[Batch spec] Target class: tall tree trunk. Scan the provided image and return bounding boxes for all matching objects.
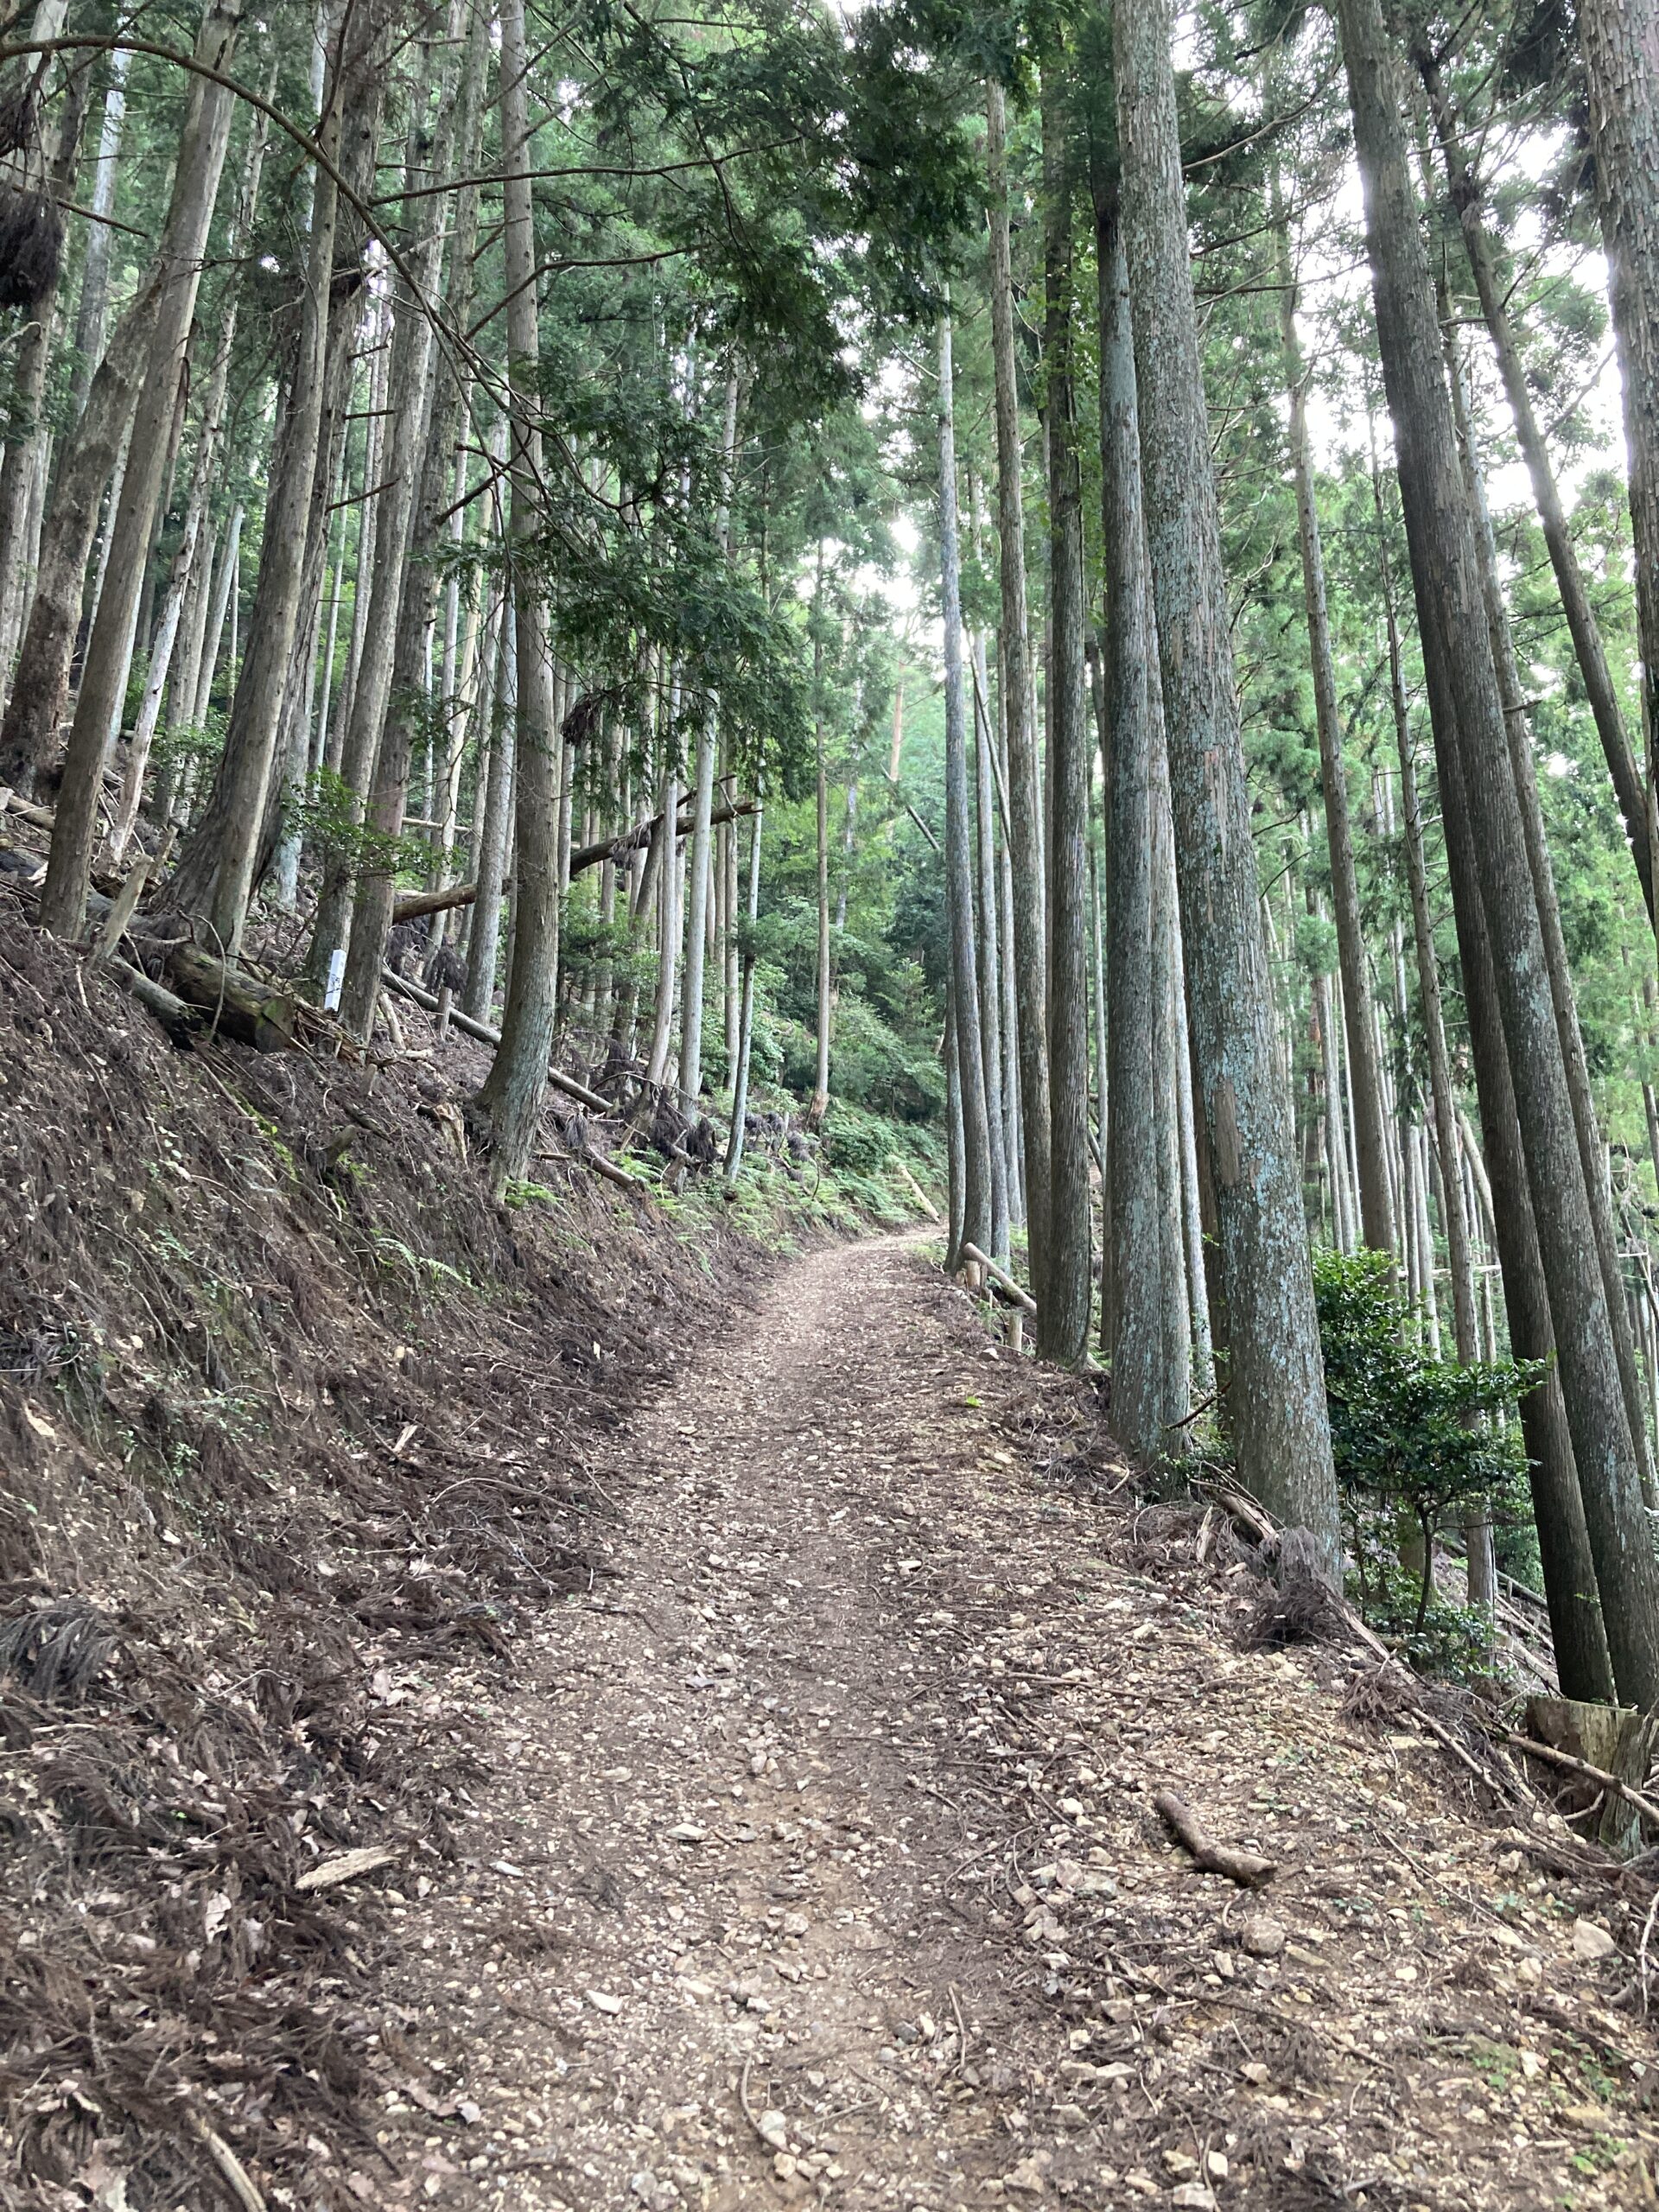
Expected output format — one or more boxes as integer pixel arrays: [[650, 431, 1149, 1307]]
[[1415, 44, 1652, 920], [340, 0, 486, 1039], [307, 55, 446, 997], [1151, 704, 1193, 1424], [1446, 334, 1659, 1513], [108, 107, 271, 866], [68, 44, 131, 423], [0, 268, 162, 798], [996, 683, 1023, 1226], [723, 800, 764, 1184], [986, 76, 1052, 1309], [1377, 482, 1491, 1600], [473, 0, 561, 1179], [1115, 0, 1341, 1568], [680, 369, 739, 1112], [1375, 456, 1478, 1363], [644, 676, 682, 1091], [42, 0, 244, 938], [1275, 204, 1395, 1253], [0, 9, 86, 677], [167, 1, 368, 953], [938, 304, 994, 1270], [971, 635, 1011, 1259], [1041, 68, 1093, 1366], [194, 500, 242, 728], [463, 602, 516, 1021], [1336, 0, 1659, 1702], [809, 651, 831, 1125], [1435, 640, 1618, 1699], [1578, 0, 1659, 899], [1099, 198, 1178, 1454]]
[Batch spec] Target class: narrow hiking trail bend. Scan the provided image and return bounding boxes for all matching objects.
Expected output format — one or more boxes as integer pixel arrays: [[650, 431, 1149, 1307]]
[[372, 1236, 1658, 2212]]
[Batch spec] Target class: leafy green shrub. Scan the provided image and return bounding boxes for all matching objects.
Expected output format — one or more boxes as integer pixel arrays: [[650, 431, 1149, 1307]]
[[820, 1100, 893, 1175], [1313, 1248, 1544, 1646]]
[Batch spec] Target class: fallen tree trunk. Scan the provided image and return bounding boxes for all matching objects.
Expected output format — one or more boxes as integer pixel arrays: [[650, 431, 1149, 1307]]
[[1, 787, 56, 832], [537, 1143, 646, 1193], [960, 1241, 1037, 1314], [79, 885, 307, 1052], [380, 967, 612, 1114], [893, 1156, 940, 1223], [105, 957, 202, 1049], [391, 797, 759, 926]]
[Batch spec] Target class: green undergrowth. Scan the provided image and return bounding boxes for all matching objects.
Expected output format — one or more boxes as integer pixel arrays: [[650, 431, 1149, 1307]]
[[509, 1088, 947, 1255]]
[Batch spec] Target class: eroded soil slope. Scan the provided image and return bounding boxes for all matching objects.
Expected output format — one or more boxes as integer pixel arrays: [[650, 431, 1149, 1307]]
[[373, 1237, 1659, 2212], [0, 912, 758, 2210]]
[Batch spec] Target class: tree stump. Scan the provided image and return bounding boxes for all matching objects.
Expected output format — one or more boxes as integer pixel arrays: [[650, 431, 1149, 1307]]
[[1525, 1696, 1659, 1855]]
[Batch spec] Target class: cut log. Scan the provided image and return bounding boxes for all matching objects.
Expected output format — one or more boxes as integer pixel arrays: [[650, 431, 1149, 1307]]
[[537, 1144, 646, 1193], [960, 1241, 1037, 1314], [388, 878, 495, 927], [162, 941, 300, 1052], [105, 956, 201, 1048], [81, 886, 306, 1052], [380, 967, 612, 1113], [390, 798, 759, 925], [1, 786, 56, 832]]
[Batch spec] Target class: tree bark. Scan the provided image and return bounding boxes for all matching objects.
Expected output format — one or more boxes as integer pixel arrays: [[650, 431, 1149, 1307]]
[[0, 268, 162, 798], [1433, 641, 1618, 1699], [1099, 198, 1180, 1454], [473, 0, 561, 1181], [1578, 0, 1659, 903], [42, 0, 244, 938], [680, 368, 739, 1111], [1336, 0, 1659, 1702], [938, 304, 994, 1269], [108, 108, 271, 867], [723, 800, 764, 1185], [809, 624, 831, 1125], [340, 1, 486, 1040], [1115, 0, 1340, 1569], [68, 43, 130, 423], [0, 6, 85, 676], [307, 50, 445, 999], [985, 76, 1052, 1313], [1446, 334, 1659, 1513], [1414, 44, 1652, 921], [1275, 205, 1395, 1254], [463, 601, 516, 1021], [1041, 67, 1093, 1367], [167, 9, 371, 951]]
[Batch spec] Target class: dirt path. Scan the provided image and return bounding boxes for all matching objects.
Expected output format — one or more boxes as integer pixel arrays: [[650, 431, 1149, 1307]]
[[375, 1235, 1657, 2211]]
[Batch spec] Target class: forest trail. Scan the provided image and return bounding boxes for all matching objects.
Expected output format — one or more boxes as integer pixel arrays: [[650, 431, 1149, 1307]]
[[377, 1236, 1656, 2212]]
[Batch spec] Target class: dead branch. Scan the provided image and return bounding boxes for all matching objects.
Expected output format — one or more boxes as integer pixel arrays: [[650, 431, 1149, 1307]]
[[380, 966, 610, 1113], [537, 1143, 646, 1194], [1501, 1730, 1659, 1830], [187, 2113, 266, 2212], [391, 798, 759, 925], [105, 954, 201, 1047], [1154, 1789, 1277, 1887], [959, 1242, 1036, 1314], [294, 1844, 402, 1894]]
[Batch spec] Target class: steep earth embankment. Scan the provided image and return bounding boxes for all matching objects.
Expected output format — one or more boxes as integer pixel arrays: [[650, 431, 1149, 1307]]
[[0, 911, 766, 2209]]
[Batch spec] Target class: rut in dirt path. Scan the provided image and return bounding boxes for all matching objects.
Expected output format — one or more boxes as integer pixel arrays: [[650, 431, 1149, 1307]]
[[381, 1234, 1657, 2212]]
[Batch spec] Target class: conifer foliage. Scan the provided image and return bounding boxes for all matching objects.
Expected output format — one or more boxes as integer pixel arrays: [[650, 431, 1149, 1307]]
[[4, 0, 1659, 1686]]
